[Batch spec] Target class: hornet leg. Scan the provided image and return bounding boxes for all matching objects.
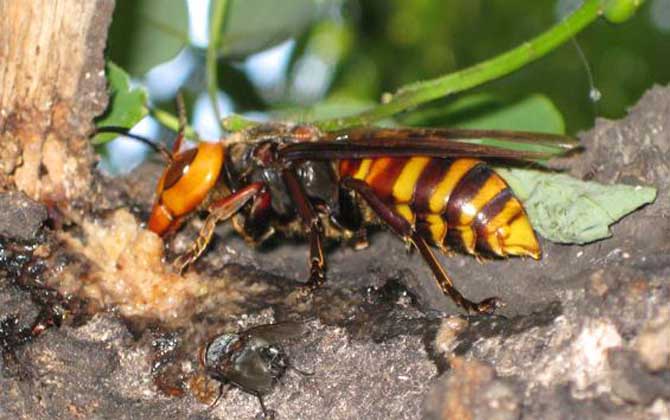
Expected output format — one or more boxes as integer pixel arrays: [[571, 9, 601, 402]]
[[341, 177, 501, 314], [282, 168, 326, 288], [174, 182, 265, 273]]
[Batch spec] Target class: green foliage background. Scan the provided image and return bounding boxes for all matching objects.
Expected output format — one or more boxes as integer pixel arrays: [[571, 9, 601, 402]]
[[329, 0, 667, 133], [99, 0, 662, 244], [105, 0, 670, 133]]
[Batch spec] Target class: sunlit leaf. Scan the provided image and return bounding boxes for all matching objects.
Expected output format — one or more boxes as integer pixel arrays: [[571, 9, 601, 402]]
[[93, 62, 148, 144], [454, 94, 565, 134], [107, 0, 189, 75], [402, 94, 569, 155], [216, 0, 330, 57], [454, 94, 567, 155], [283, 96, 398, 126], [496, 168, 656, 244]]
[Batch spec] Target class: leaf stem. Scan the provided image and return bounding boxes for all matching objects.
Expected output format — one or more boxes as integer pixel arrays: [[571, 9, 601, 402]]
[[207, 0, 230, 130], [221, 114, 259, 132], [149, 107, 198, 140], [315, 0, 605, 131]]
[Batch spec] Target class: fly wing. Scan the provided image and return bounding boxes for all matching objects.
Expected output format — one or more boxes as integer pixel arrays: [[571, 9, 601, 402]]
[[224, 359, 276, 396], [279, 127, 578, 161], [244, 321, 306, 344]]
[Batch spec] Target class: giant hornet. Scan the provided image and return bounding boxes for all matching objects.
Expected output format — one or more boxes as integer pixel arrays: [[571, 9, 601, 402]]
[[114, 120, 575, 314]]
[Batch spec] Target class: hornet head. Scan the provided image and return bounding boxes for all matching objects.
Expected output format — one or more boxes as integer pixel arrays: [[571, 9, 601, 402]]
[[148, 142, 225, 235]]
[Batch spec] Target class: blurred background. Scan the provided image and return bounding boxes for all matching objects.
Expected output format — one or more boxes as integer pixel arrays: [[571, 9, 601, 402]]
[[100, 0, 670, 173]]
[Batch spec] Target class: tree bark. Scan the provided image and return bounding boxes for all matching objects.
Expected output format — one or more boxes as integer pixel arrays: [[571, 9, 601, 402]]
[[0, 0, 114, 203]]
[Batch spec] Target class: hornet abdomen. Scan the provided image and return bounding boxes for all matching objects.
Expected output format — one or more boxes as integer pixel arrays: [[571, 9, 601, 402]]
[[338, 157, 540, 259]]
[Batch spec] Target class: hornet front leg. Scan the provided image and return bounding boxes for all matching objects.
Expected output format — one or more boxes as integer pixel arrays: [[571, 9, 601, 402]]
[[174, 182, 265, 273]]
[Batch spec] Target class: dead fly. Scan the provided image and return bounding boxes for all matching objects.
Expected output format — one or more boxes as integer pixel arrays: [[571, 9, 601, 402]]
[[200, 322, 310, 418]]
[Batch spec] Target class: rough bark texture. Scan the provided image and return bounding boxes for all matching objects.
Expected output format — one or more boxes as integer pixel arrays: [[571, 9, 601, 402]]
[[0, 0, 113, 202], [0, 85, 669, 420], [0, 3, 668, 417]]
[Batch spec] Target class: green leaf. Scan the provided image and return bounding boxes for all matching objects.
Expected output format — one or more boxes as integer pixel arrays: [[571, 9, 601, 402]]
[[93, 62, 149, 144], [453, 94, 564, 134], [293, 97, 380, 122], [403, 94, 569, 155], [454, 94, 567, 156], [495, 167, 657, 244], [217, 0, 327, 57], [107, 0, 189, 75], [281, 96, 397, 126], [401, 94, 565, 134]]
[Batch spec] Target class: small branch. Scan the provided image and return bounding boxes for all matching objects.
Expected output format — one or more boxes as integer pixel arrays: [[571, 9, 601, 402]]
[[315, 0, 604, 131]]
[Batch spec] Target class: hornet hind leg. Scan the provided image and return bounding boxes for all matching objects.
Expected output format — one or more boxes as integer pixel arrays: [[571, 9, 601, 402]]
[[282, 168, 327, 288], [341, 177, 502, 314]]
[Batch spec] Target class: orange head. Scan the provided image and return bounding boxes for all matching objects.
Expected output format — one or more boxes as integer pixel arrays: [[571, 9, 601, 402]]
[[148, 142, 225, 236]]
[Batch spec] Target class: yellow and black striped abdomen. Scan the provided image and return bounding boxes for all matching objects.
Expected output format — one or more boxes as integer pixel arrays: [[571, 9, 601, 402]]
[[338, 157, 541, 259]]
